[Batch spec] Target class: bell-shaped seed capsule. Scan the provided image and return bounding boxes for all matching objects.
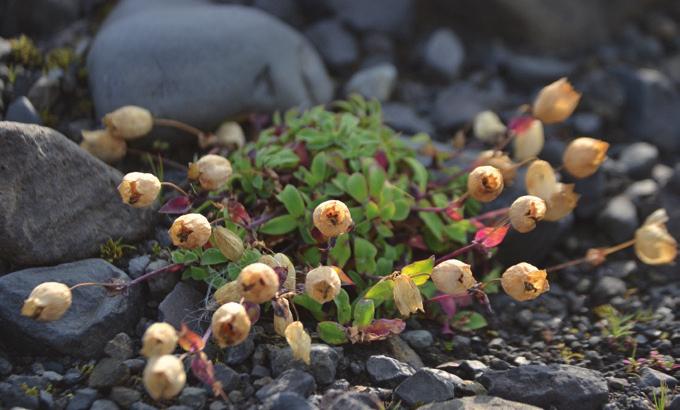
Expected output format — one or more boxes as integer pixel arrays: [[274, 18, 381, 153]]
[[21, 282, 72, 321], [543, 183, 579, 222], [525, 159, 558, 200], [188, 154, 232, 191], [393, 274, 424, 317], [304, 266, 341, 304], [509, 195, 547, 233], [212, 227, 245, 262], [313, 200, 353, 238], [430, 259, 477, 296], [80, 129, 127, 164], [473, 111, 506, 144], [513, 118, 544, 162], [634, 209, 678, 265], [285, 321, 311, 365], [213, 281, 241, 306], [140, 322, 178, 358], [562, 137, 609, 178], [260, 253, 296, 292], [476, 150, 517, 185], [118, 172, 161, 208], [103, 105, 153, 140], [272, 298, 294, 337], [143, 355, 186, 401], [215, 121, 246, 149], [501, 262, 550, 302], [168, 213, 212, 249], [211, 302, 252, 348], [467, 165, 504, 202], [237, 263, 279, 304], [532, 77, 582, 124]]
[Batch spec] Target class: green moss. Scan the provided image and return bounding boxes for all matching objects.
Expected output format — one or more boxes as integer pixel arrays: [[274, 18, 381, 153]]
[[10, 35, 42, 67], [45, 47, 76, 70]]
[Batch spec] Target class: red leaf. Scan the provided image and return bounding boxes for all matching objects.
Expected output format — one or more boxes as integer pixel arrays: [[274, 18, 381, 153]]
[[178, 323, 205, 353], [243, 301, 261, 324], [226, 200, 252, 225], [474, 225, 509, 248], [159, 196, 192, 214], [293, 142, 310, 168], [508, 115, 534, 134], [191, 352, 216, 387], [374, 150, 388, 170], [445, 203, 463, 221], [364, 319, 406, 339], [408, 235, 428, 251]]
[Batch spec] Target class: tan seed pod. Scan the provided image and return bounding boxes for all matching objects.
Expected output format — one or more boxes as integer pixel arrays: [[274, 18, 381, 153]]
[[285, 321, 311, 365], [532, 77, 582, 124], [212, 227, 244, 262], [473, 111, 506, 144], [80, 129, 127, 164], [237, 263, 279, 304], [21, 282, 72, 321], [543, 183, 579, 222], [393, 274, 424, 317], [273, 298, 294, 337], [513, 118, 544, 162], [211, 302, 251, 348], [430, 259, 476, 296], [118, 172, 161, 208], [141, 322, 178, 358], [213, 281, 241, 305], [501, 262, 550, 302], [509, 195, 547, 233], [476, 150, 517, 185], [169, 213, 212, 249], [215, 121, 246, 149], [467, 165, 504, 202], [189, 154, 232, 191], [259, 253, 296, 291], [525, 159, 558, 200], [103, 105, 154, 140], [313, 200, 353, 237], [304, 266, 341, 304], [143, 355, 186, 401], [634, 209, 678, 265], [562, 137, 609, 178]]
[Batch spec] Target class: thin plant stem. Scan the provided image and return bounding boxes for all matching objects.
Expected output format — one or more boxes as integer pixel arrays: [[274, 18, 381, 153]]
[[154, 118, 205, 138], [436, 241, 479, 264], [127, 148, 188, 171], [470, 207, 509, 222], [128, 263, 184, 287], [546, 238, 636, 273], [161, 182, 190, 197]]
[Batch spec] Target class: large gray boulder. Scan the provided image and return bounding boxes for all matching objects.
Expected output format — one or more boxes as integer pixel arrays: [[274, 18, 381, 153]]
[[0, 122, 154, 267]]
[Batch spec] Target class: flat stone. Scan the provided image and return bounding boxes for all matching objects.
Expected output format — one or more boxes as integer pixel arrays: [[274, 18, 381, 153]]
[[305, 19, 358, 68], [109, 386, 141, 408], [66, 388, 98, 410], [401, 330, 434, 349], [158, 282, 205, 331], [260, 392, 314, 410], [255, 369, 316, 400], [345, 63, 397, 101], [418, 395, 541, 409], [366, 355, 415, 388], [105, 333, 134, 360], [640, 367, 678, 389], [423, 28, 464, 80], [394, 368, 464, 407], [5, 96, 42, 125], [270, 344, 341, 385], [88, 358, 130, 388]]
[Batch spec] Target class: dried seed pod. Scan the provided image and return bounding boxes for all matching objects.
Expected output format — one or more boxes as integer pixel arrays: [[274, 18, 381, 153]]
[[525, 160, 557, 199], [272, 298, 294, 337], [21, 282, 72, 321], [532, 77, 581, 124], [313, 200, 353, 238], [476, 150, 517, 185], [285, 321, 311, 365], [211, 302, 252, 348], [215, 121, 246, 149], [430, 259, 476, 295], [188, 154, 232, 191], [393, 274, 424, 317], [212, 227, 244, 262], [237, 263, 279, 304], [513, 118, 544, 161], [304, 266, 341, 304], [509, 195, 547, 233], [634, 209, 678, 265], [543, 183, 579, 222], [143, 355, 186, 401], [259, 253, 296, 291], [562, 137, 609, 178], [168, 213, 212, 249], [473, 111, 506, 144], [213, 281, 241, 305], [118, 172, 161, 208], [103, 105, 154, 140], [501, 262, 549, 302], [80, 129, 127, 163], [141, 322, 178, 358], [467, 165, 504, 202]]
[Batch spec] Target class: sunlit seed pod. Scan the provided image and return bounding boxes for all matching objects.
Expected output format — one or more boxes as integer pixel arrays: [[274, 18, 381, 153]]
[[213, 281, 241, 306], [313, 200, 353, 238], [430, 259, 476, 296], [168, 213, 212, 249], [211, 302, 252, 348], [259, 253, 296, 292], [509, 195, 547, 233], [285, 321, 311, 365], [140, 322, 178, 358], [562, 137, 609, 178], [304, 266, 341, 304], [142, 355, 186, 401], [272, 298, 294, 337], [500, 262, 550, 302], [476, 150, 517, 185], [80, 129, 127, 164], [473, 111, 507, 144], [118, 172, 161, 208], [21, 282, 72, 321], [467, 165, 504, 202], [212, 227, 244, 262], [216, 121, 246, 149], [543, 183, 579, 222], [393, 274, 424, 317], [634, 209, 678, 265], [525, 159, 558, 200], [513, 118, 544, 162], [103, 105, 154, 140], [237, 263, 279, 304], [189, 154, 232, 191], [532, 77, 582, 124]]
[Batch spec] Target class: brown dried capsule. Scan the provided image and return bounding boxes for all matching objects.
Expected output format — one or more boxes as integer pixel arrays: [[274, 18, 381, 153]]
[[272, 298, 294, 337], [141, 322, 178, 358], [305, 266, 341, 304], [562, 137, 609, 178], [313, 200, 353, 238], [501, 262, 550, 302], [285, 321, 311, 365], [21, 282, 72, 321], [532, 78, 581, 124], [543, 183, 579, 222], [213, 281, 241, 306], [237, 263, 279, 304], [634, 209, 678, 265], [476, 150, 517, 185], [212, 227, 244, 262], [509, 195, 547, 233], [103, 105, 154, 140], [513, 118, 544, 161], [118, 172, 161, 208], [430, 259, 476, 296], [473, 111, 506, 144], [393, 274, 424, 317], [467, 165, 504, 202], [143, 355, 186, 401], [188, 154, 232, 191], [259, 253, 296, 292], [525, 160, 579, 221], [169, 213, 212, 249], [215, 121, 246, 149], [80, 129, 126, 164], [211, 302, 251, 348]]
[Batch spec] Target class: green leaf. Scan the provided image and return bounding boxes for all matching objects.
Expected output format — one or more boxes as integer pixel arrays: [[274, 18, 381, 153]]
[[183, 266, 209, 281], [347, 270, 367, 291], [365, 201, 380, 220], [334, 289, 352, 325], [354, 237, 378, 274], [368, 166, 386, 199], [310, 152, 328, 185], [302, 247, 322, 266], [200, 248, 229, 265], [353, 299, 375, 327], [452, 311, 488, 331], [404, 157, 428, 192], [346, 173, 368, 203], [392, 199, 411, 221], [171, 250, 198, 265], [329, 234, 351, 267], [364, 280, 394, 306], [418, 210, 445, 241], [380, 202, 396, 220], [259, 214, 298, 235], [401, 256, 435, 286], [294, 294, 326, 321], [317, 322, 349, 345], [375, 257, 394, 276], [277, 185, 305, 218], [444, 221, 470, 243], [375, 224, 393, 238]]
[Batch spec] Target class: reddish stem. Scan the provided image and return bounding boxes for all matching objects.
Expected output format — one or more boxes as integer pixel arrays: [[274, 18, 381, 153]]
[[435, 241, 480, 264]]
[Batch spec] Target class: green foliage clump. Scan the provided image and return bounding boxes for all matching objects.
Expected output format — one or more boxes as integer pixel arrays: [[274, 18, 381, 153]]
[[10, 35, 42, 67]]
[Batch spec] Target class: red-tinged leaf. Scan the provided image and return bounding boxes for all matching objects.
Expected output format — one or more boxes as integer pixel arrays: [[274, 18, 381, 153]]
[[332, 266, 354, 285], [227, 200, 252, 225], [310, 226, 326, 243], [178, 323, 205, 352], [243, 302, 261, 324], [445, 203, 463, 221], [508, 115, 534, 134], [191, 352, 227, 399], [374, 150, 388, 170], [471, 219, 485, 230], [347, 319, 405, 343], [159, 196, 192, 214], [474, 225, 509, 248], [408, 235, 428, 251], [292, 141, 310, 168]]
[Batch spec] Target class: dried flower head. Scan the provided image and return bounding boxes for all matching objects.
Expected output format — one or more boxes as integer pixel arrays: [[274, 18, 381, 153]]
[[313, 200, 353, 237], [477, 150, 517, 185], [501, 262, 549, 302], [103, 105, 154, 140], [543, 183, 579, 221], [118, 172, 161, 208], [80, 129, 126, 164], [259, 253, 296, 291], [215, 121, 246, 149], [305, 266, 341, 304], [562, 137, 609, 178], [525, 160, 579, 221], [143, 355, 186, 401], [285, 321, 311, 365], [272, 298, 294, 337], [509, 195, 547, 233], [188, 154, 232, 191], [21, 282, 72, 321], [212, 227, 244, 262], [393, 274, 424, 317], [467, 165, 504, 202], [141, 322, 178, 358], [473, 111, 506, 144], [532, 78, 581, 124], [169, 213, 212, 249], [513, 118, 544, 161], [634, 209, 678, 265], [211, 302, 251, 348], [430, 259, 476, 295], [237, 263, 279, 304]]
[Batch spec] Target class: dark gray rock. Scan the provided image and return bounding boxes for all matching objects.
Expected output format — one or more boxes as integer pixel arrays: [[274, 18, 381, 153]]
[[591, 276, 627, 304], [423, 28, 464, 80], [324, 0, 414, 35], [271, 344, 340, 385], [127, 255, 151, 279], [224, 332, 255, 365], [574, 171, 606, 219], [670, 394, 680, 410], [91, 399, 120, 410], [432, 81, 505, 130], [253, 0, 302, 26], [572, 112, 602, 135], [639, 367, 678, 389], [0, 259, 142, 357], [624, 179, 662, 218], [394, 368, 464, 407], [131, 403, 159, 410], [0, 0, 81, 37], [619, 142, 659, 180], [27, 68, 63, 112], [498, 216, 573, 266], [89, 358, 130, 388], [503, 54, 574, 86], [146, 259, 179, 296], [109, 386, 141, 408], [5, 96, 42, 124], [382, 103, 434, 136], [418, 395, 541, 409], [0, 122, 154, 266], [158, 281, 204, 331], [0, 381, 40, 409], [402, 330, 433, 349], [458, 360, 489, 380], [67, 388, 98, 410], [255, 369, 316, 400], [260, 392, 314, 410], [305, 19, 358, 69], [214, 363, 240, 391], [366, 355, 415, 388], [178, 387, 207, 409], [105, 333, 134, 360], [480, 364, 608, 410], [345, 63, 397, 101], [325, 391, 382, 409], [0, 355, 12, 376], [597, 195, 638, 243]]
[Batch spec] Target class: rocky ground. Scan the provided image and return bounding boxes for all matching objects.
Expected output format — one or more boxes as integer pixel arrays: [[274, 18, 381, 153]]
[[1, 0, 680, 409]]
